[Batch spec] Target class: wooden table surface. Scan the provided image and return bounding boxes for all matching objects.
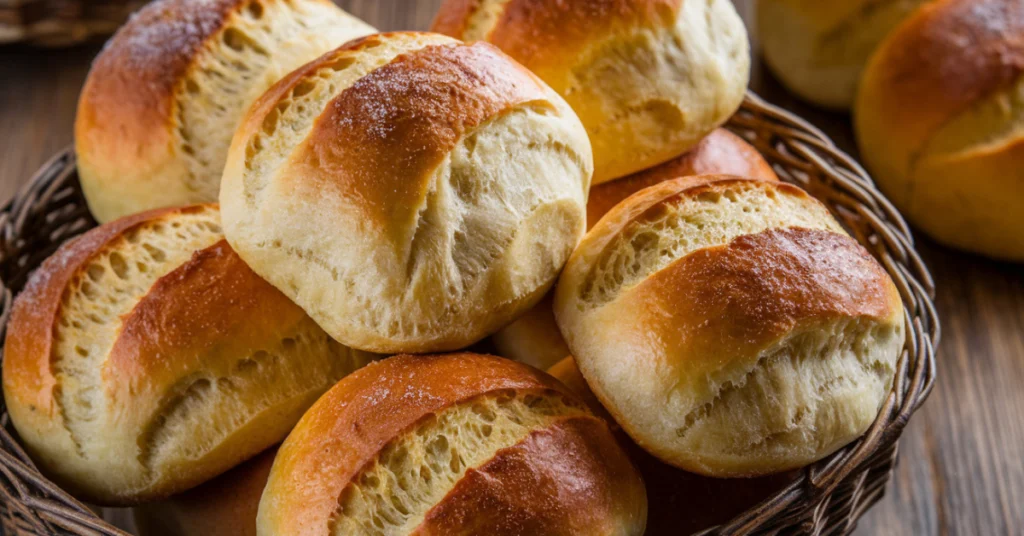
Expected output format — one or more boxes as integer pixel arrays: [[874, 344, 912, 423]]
[[1, 1, 1022, 535]]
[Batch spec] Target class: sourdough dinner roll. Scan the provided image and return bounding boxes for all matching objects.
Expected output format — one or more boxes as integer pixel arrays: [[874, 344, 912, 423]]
[[134, 447, 278, 536], [221, 32, 592, 354], [855, 0, 1024, 261], [75, 0, 375, 223], [432, 0, 750, 184], [2, 205, 374, 505], [554, 176, 906, 476], [758, 0, 930, 110], [493, 130, 777, 370], [258, 353, 647, 536]]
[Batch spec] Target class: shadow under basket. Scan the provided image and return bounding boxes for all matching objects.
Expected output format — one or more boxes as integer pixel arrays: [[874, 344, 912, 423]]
[[0, 92, 939, 536]]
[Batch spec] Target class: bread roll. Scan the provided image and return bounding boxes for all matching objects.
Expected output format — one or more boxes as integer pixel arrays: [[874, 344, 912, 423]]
[[134, 447, 277, 536], [547, 356, 615, 426], [2, 205, 374, 505], [554, 175, 906, 476], [758, 0, 929, 110], [75, 0, 375, 223], [492, 129, 777, 370], [855, 0, 1024, 261], [546, 357, 796, 534], [220, 32, 592, 354], [432, 0, 750, 184], [258, 353, 647, 535]]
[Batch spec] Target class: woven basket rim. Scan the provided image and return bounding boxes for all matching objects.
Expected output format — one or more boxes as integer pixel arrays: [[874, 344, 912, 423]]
[[0, 91, 939, 536]]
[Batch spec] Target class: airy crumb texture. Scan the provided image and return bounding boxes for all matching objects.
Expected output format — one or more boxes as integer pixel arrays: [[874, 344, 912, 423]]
[[555, 176, 906, 476], [2, 205, 374, 505], [258, 353, 647, 536], [433, 0, 750, 183], [75, 0, 375, 222], [221, 33, 592, 354]]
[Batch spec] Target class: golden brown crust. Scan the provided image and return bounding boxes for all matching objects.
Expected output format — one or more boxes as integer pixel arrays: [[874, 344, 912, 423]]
[[3, 206, 200, 422], [134, 446, 277, 536], [74, 0, 243, 177], [263, 353, 574, 534], [627, 227, 899, 374], [292, 40, 550, 233], [586, 130, 778, 228], [861, 0, 1024, 147], [105, 240, 307, 406], [432, 0, 682, 77], [413, 416, 646, 535], [430, 0, 479, 38]]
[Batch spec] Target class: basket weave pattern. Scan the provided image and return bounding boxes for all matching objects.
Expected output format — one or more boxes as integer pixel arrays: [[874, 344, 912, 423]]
[[0, 93, 939, 535]]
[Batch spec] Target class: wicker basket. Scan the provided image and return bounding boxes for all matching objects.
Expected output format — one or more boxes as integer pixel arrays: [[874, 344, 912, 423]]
[[0, 92, 939, 535], [0, 0, 142, 47]]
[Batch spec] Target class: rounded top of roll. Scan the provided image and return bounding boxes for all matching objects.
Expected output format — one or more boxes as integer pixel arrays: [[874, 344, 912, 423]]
[[259, 353, 647, 535], [78, 0, 254, 151], [75, 0, 375, 222], [855, 0, 1024, 259], [555, 175, 905, 476], [233, 32, 562, 227], [432, 0, 750, 183], [434, 0, 683, 80], [221, 31, 592, 354], [3, 204, 372, 504], [858, 0, 1024, 161]]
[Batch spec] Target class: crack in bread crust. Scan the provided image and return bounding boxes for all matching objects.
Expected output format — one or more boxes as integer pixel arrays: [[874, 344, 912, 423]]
[[576, 180, 842, 310], [52, 207, 223, 459], [329, 390, 589, 535]]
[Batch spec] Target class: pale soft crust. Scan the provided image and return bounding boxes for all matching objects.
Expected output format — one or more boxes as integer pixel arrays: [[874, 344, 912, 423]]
[[855, 0, 1024, 260], [492, 129, 776, 370], [432, 0, 749, 183], [546, 357, 801, 533], [221, 32, 592, 354], [758, 0, 931, 110], [490, 293, 570, 371], [257, 353, 646, 536], [75, 0, 374, 223], [554, 176, 905, 476], [1, 205, 373, 505], [133, 446, 278, 536]]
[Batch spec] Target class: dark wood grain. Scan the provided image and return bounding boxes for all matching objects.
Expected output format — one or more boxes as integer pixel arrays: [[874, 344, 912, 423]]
[[1, 1, 1022, 535]]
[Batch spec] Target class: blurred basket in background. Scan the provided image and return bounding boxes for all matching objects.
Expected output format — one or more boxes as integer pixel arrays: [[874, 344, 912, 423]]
[[0, 0, 142, 46]]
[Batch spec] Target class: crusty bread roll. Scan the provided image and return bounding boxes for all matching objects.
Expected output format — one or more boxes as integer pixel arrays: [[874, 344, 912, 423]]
[[758, 0, 929, 110], [554, 175, 906, 476], [432, 0, 750, 184], [258, 353, 647, 535], [546, 357, 796, 534], [492, 129, 777, 370], [855, 0, 1024, 261], [75, 0, 375, 223], [220, 32, 592, 354], [134, 447, 277, 536], [2, 205, 374, 505]]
